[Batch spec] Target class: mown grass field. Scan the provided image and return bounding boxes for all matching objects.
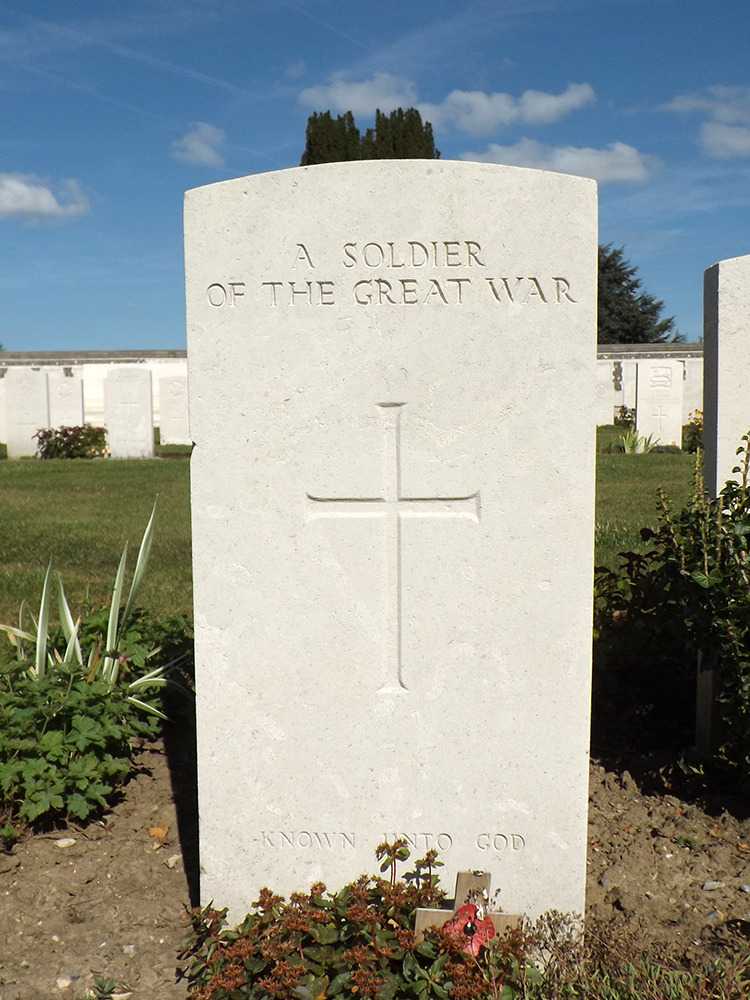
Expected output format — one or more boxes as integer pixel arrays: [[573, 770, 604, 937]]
[[0, 457, 193, 624], [0, 430, 698, 625]]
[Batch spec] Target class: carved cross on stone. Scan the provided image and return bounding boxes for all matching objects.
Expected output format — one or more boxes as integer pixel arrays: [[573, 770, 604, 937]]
[[414, 871, 520, 951]]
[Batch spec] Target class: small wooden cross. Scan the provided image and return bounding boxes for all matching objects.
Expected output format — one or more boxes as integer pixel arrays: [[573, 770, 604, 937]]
[[414, 871, 520, 947]]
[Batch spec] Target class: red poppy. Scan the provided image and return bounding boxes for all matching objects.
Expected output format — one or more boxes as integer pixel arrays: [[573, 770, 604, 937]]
[[444, 903, 496, 956]]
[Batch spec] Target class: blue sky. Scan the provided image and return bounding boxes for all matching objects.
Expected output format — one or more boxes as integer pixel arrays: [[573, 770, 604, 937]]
[[2, 0, 749, 349]]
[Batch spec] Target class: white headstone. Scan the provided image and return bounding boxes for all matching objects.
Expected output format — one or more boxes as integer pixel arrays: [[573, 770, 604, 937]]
[[5, 368, 49, 458], [48, 372, 84, 428], [103, 367, 154, 458], [185, 161, 597, 923], [0, 376, 6, 445], [635, 359, 684, 447], [683, 357, 703, 424], [158, 376, 191, 445], [612, 358, 635, 421], [704, 255, 750, 496], [595, 360, 614, 424]]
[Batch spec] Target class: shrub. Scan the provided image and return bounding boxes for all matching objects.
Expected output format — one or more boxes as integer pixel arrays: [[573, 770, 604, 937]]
[[34, 424, 109, 459], [614, 405, 635, 427], [593, 436, 750, 767], [0, 503, 193, 839], [682, 409, 703, 453]]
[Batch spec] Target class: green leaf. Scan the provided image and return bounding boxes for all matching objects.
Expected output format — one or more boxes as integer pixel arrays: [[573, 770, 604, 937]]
[[38, 730, 66, 758], [327, 971, 351, 996], [308, 923, 340, 945], [34, 562, 54, 679], [120, 500, 157, 635], [68, 716, 106, 751], [22, 787, 64, 821], [66, 791, 95, 820], [57, 576, 82, 665], [102, 543, 129, 686], [402, 952, 419, 980]]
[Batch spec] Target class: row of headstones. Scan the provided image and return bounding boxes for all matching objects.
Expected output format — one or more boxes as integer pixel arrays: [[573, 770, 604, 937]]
[[3, 367, 190, 458], [184, 162, 750, 931], [596, 357, 703, 444]]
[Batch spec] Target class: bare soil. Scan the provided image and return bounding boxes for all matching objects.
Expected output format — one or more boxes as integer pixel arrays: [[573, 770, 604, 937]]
[[2, 731, 750, 999]]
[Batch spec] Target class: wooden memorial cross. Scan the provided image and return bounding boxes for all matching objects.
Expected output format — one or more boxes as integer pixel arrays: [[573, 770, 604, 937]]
[[415, 871, 520, 949]]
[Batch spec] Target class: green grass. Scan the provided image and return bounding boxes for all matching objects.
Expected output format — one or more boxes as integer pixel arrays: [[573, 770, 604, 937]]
[[0, 458, 192, 624], [0, 432, 698, 627], [595, 432, 696, 569]]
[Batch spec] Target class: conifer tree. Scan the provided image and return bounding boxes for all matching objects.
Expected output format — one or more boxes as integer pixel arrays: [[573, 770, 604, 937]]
[[300, 107, 439, 165], [597, 244, 681, 344]]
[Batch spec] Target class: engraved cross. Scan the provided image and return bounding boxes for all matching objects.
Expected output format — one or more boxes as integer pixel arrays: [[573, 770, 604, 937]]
[[306, 403, 480, 691], [651, 405, 668, 431]]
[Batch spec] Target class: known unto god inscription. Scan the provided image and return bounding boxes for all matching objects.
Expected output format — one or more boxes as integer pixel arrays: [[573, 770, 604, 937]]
[[186, 160, 597, 925]]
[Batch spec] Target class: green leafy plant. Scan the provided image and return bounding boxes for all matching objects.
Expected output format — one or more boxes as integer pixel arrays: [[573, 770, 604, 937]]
[[0, 502, 193, 836], [34, 424, 109, 459], [682, 408, 704, 453], [619, 426, 656, 454], [594, 435, 750, 766], [614, 404, 635, 427], [181, 845, 750, 1000], [181, 842, 538, 1000]]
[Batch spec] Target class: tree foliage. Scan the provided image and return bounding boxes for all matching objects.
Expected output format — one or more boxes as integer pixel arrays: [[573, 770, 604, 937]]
[[598, 243, 680, 344], [300, 107, 439, 166]]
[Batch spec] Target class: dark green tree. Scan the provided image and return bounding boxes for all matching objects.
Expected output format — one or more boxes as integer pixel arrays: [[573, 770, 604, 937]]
[[300, 111, 362, 166], [598, 243, 681, 344], [300, 107, 439, 165]]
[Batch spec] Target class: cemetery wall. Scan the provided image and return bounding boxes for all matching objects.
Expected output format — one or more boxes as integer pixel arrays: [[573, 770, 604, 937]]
[[0, 345, 703, 446]]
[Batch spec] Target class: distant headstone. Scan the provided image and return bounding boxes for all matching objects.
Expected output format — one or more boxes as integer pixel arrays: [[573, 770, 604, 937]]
[[635, 359, 684, 447], [185, 161, 597, 924], [683, 357, 703, 424], [103, 368, 154, 458], [158, 376, 191, 445], [595, 361, 614, 424], [704, 254, 750, 496], [5, 368, 49, 458], [48, 372, 84, 428]]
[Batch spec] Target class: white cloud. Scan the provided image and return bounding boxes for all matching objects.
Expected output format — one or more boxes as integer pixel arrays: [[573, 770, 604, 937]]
[[701, 122, 750, 158], [0, 174, 89, 223], [171, 122, 225, 166], [299, 71, 417, 115], [661, 86, 750, 157], [662, 86, 750, 125], [420, 83, 595, 136], [463, 138, 662, 185]]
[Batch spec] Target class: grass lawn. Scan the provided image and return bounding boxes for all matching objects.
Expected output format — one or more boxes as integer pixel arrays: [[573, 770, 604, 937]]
[[595, 427, 697, 569], [0, 457, 192, 624], [0, 431, 699, 625]]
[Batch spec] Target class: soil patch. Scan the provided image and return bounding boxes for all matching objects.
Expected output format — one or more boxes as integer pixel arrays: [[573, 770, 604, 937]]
[[3, 740, 750, 998]]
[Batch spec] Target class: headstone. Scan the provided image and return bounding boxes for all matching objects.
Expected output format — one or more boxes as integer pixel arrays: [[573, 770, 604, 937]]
[[635, 359, 684, 447], [185, 160, 597, 924], [595, 360, 614, 424], [683, 357, 703, 424], [700, 254, 750, 753], [48, 372, 84, 428], [612, 359, 636, 421], [704, 254, 750, 496], [0, 374, 7, 445], [158, 376, 191, 445], [103, 367, 154, 458], [5, 368, 49, 458]]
